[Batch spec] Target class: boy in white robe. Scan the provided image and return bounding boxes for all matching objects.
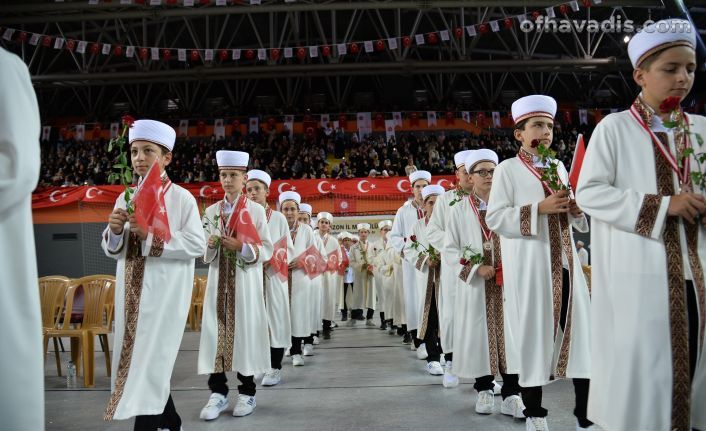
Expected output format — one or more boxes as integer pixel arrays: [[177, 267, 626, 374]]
[[339, 232, 355, 321], [0, 47, 44, 431], [372, 220, 395, 330], [317, 212, 342, 339], [103, 120, 205, 430], [245, 169, 294, 387], [198, 151, 274, 421], [280, 192, 318, 366], [486, 95, 593, 431], [349, 223, 377, 326], [576, 19, 706, 431], [297, 203, 325, 354], [404, 184, 447, 375], [426, 149, 473, 388], [444, 149, 524, 418], [390, 170, 432, 347]]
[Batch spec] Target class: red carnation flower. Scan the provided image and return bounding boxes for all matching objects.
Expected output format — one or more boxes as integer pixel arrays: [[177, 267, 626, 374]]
[[530, 139, 540, 148], [460, 258, 468, 266], [121, 115, 136, 128], [410, 235, 417, 242], [659, 96, 681, 114]]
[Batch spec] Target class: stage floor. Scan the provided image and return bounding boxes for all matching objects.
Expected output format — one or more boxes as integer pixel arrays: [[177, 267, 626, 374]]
[[45, 317, 581, 430]]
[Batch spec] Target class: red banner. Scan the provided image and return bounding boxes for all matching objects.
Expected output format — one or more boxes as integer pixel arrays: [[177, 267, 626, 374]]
[[32, 175, 456, 209]]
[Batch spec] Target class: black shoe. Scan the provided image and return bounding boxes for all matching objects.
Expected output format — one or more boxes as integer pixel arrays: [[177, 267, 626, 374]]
[[341, 315, 348, 321], [379, 322, 387, 330], [402, 333, 412, 344], [396, 327, 405, 336], [323, 331, 331, 340]]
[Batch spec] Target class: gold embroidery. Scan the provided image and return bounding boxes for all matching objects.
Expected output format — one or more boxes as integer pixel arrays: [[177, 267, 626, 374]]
[[555, 214, 575, 377], [148, 234, 165, 257], [418, 266, 440, 339], [213, 249, 237, 373], [635, 194, 662, 238], [104, 233, 146, 420], [520, 205, 532, 237], [459, 263, 473, 282]]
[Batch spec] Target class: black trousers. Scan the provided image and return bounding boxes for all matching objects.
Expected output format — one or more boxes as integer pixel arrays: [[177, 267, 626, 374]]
[[290, 336, 304, 355], [475, 373, 521, 400], [366, 308, 374, 319], [410, 329, 422, 348], [304, 335, 314, 345], [208, 371, 256, 397], [270, 347, 284, 370], [341, 283, 353, 317], [422, 285, 442, 362], [323, 320, 332, 332], [686, 281, 698, 381], [134, 394, 180, 431]]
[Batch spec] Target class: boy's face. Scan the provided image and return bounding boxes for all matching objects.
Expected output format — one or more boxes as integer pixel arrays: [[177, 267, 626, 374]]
[[455, 166, 471, 191], [342, 238, 352, 249], [468, 161, 496, 193], [245, 180, 269, 205], [513, 117, 554, 150], [412, 179, 428, 201], [318, 219, 331, 233], [358, 230, 369, 242], [381, 226, 391, 240], [424, 195, 438, 217], [219, 169, 247, 195], [130, 140, 171, 177], [297, 213, 311, 225], [281, 201, 299, 224], [634, 45, 696, 105]]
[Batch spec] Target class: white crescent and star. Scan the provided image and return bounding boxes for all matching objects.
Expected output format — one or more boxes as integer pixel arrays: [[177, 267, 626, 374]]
[[396, 179, 411, 193], [275, 248, 287, 264], [277, 182, 292, 193], [317, 180, 333, 194], [85, 187, 99, 199], [436, 179, 450, 188], [49, 190, 62, 203], [357, 180, 374, 193], [199, 185, 213, 197]]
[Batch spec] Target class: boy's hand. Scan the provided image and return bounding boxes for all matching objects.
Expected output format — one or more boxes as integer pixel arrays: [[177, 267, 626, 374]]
[[109, 208, 128, 235], [207, 235, 220, 249], [477, 265, 495, 280], [128, 215, 147, 241], [668, 193, 706, 224], [569, 199, 583, 217], [221, 236, 243, 252], [538, 190, 570, 214]]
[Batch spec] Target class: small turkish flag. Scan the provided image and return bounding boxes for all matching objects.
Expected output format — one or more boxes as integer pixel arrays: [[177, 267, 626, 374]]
[[296, 244, 326, 279], [133, 161, 172, 243], [327, 249, 340, 272], [226, 197, 262, 245], [269, 235, 289, 282], [568, 134, 586, 191], [337, 245, 349, 276]]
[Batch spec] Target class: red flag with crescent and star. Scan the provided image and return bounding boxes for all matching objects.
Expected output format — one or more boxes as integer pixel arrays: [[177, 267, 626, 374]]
[[133, 161, 172, 243], [296, 244, 326, 279], [327, 249, 340, 273], [225, 197, 262, 245], [269, 235, 289, 281], [337, 245, 349, 276]]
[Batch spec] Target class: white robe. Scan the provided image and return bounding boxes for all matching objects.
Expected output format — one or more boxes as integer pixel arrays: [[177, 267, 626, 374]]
[[403, 218, 439, 337], [289, 222, 318, 337], [349, 241, 376, 310], [264, 209, 294, 348], [577, 247, 589, 267], [390, 200, 426, 330], [390, 251, 406, 325], [372, 239, 395, 318], [198, 196, 274, 376], [311, 233, 326, 333], [444, 195, 520, 378], [486, 155, 591, 388], [427, 188, 465, 353], [102, 183, 204, 420], [320, 233, 342, 322], [0, 48, 44, 431], [576, 108, 706, 431]]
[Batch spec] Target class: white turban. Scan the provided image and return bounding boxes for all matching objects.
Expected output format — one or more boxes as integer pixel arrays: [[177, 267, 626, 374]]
[[409, 170, 431, 186], [299, 203, 313, 215], [278, 191, 301, 206], [129, 119, 176, 151], [628, 18, 696, 68], [511, 95, 557, 124], [216, 150, 249, 170], [318, 212, 333, 222], [357, 223, 371, 231], [465, 149, 499, 173], [378, 220, 393, 229], [422, 184, 444, 200], [247, 169, 271, 187]]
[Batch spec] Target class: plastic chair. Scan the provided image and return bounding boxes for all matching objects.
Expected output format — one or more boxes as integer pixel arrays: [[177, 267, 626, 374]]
[[39, 276, 70, 376]]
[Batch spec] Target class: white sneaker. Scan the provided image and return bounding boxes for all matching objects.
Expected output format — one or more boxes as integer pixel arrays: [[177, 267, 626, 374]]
[[254, 372, 264, 380], [493, 380, 502, 395], [365, 319, 376, 326], [313, 336, 320, 345], [292, 354, 304, 366], [416, 343, 428, 360], [426, 361, 444, 375], [442, 362, 459, 388], [526, 417, 549, 431], [199, 393, 229, 421], [346, 319, 356, 326], [261, 368, 282, 386], [232, 394, 256, 417], [501, 395, 526, 419], [285, 348, 291, 357], [475, 390, 495, 414], [302, 344, 314, 356], [410, 343, 417, 351]]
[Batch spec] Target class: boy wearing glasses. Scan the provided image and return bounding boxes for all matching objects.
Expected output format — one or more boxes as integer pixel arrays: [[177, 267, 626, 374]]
[[444, 149, 524, 418], [577, 19, 705, 431], [486, 95, 593, 431]]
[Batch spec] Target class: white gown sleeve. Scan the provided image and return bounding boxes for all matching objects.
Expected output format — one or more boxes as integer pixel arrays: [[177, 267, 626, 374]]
[[101, 194, 128, 259], [443, 206, 481, 285], [389, 206, 407, 252], [576, 116, 669, 240], [426, 194, 447, 251], [486, 161, 540, 238]]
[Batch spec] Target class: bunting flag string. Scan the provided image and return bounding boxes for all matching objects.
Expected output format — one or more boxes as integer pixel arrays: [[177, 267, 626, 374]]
[[2, 1, 596, 63]]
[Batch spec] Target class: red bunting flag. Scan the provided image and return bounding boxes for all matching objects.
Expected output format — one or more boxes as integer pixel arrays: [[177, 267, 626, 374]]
[[269, 235, 289, 282], [133, 162, 172, 243], [568, 134, 586, 191]]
